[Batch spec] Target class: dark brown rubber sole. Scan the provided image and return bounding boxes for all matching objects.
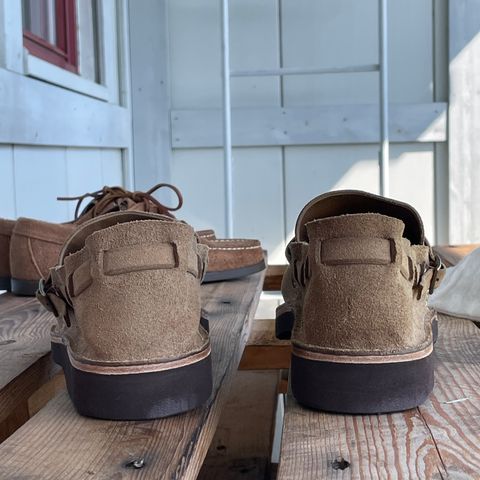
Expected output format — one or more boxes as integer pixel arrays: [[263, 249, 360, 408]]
[[276, 308, 294, 340], [291, 350, 434, 414], [203, 259, 266, 283], [52, 342, 213, 420], [11, 278, 39, 296], [0, 276, 11, 291]]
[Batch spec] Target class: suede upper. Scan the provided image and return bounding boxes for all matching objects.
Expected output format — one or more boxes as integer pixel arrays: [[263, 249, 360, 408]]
[[39, 212, 209, 366], [10, 218, 75, 281], [282, 190, 444, 357], [4, 183, 263, 288], [200, 238, 264, 272]]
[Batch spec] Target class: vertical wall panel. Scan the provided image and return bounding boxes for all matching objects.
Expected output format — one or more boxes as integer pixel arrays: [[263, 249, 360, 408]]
[[169, 0, 286, 261], [172, 149, 225, 234], [285, 144, 435, 242], [5, 147, 124, 222], [172, 147, 285, 262], [0, 145, 15, 218], [167, 0, 440, 261], [100, 149, 124, 186], [13, 146, 70, 222], [281, 0, 433, 106], [168, 0, 281, 109], [448, 0, 480, 243], [389, 144, 435, 241], [284, 145, 380, 239], [66, 148, 103, 219], [232, 148, 285, 263]]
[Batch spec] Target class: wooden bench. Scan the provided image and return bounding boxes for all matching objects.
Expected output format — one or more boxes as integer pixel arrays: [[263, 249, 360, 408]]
[[1, 244, 477, 478], [277, 244, 480, 479], [0, 271, 264, 479]]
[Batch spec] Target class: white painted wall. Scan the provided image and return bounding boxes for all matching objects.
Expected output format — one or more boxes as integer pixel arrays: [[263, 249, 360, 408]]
[[0, 146, 123, 222], [0, 0, 131, 224], [166, 0, 447, 263]]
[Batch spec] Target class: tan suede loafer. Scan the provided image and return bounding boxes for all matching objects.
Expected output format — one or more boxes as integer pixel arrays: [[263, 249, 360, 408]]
[[279, 190, 444, 414], [200, 238, 266, 283], [37, 211, 212, 420], [6, 183, 264, 295]]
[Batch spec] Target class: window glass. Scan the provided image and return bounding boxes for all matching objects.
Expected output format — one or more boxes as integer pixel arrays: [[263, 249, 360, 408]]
[[77, 0, 102, 83], [22, 0, 57, 45]]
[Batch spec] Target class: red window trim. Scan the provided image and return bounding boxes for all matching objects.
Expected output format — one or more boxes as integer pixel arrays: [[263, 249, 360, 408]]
[[23, 0, 78, 73]]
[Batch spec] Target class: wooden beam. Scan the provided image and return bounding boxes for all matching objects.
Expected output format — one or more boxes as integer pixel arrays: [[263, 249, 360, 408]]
[[241, 319, 291, 370], [0, 295, 59, 426], [171, 103, 447, 148], [263, 264, 286, 291]]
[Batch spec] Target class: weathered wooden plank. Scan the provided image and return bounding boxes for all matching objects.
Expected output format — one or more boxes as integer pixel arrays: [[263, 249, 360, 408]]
[[171, 103, 447, 148], [241, 319, 290, 370], [0, 271, 264, 479], [198, 370, 279, 480], [0, 294, 58, 425], [263, 265, 286, 292], [434, 244, 479, 267], [278, 315, 480, 479]]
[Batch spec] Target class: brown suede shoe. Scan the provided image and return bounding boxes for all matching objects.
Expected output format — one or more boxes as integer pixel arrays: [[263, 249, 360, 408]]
[[37, 211, 212, 420], [0, 219, 15, 291], [9, 219, 76, 295], [7, 184, 264, 295], [66, 185, 265, 282], [279, 190, 444, 413], [200, 238, 266, 283], [7, 184, 184, 296]]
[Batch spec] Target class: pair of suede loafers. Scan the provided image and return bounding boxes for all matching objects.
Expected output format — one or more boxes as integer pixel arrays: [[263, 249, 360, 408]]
[[0, 184, 265, 295], [32, 189, 444, 420]]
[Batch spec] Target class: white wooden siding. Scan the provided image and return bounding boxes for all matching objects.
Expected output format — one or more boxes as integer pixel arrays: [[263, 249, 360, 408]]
[[168, 0, 444, 263], [0, 146, 123, 222], [0, 0, 130, 222]]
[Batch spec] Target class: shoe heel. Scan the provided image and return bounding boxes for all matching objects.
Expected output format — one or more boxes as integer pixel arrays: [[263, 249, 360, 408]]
[[290, 347, 434, 414], [52, 341, 213, 420]]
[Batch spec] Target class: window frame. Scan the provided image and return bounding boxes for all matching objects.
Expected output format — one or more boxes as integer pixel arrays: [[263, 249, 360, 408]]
[[23, 0, 78, 73], [0, 0, 121, 103]]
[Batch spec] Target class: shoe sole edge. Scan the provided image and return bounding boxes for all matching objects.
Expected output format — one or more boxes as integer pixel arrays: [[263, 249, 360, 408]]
[[203, 259, 266, 283], [52, 341, 213, 420], [291, 349, 434, 414]]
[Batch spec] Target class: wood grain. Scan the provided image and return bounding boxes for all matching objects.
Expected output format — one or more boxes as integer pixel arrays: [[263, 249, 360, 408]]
[[278, 315, 480, 479], [263, 265, 286, 291], [240, 319, 291, 370], [434, 244, 479, 267], [0, 293, 59, 424], [0, 271, 264, 479]]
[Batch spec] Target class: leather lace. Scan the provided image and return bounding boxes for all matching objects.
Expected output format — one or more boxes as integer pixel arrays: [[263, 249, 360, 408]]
[[57, 183, 183, 220]]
